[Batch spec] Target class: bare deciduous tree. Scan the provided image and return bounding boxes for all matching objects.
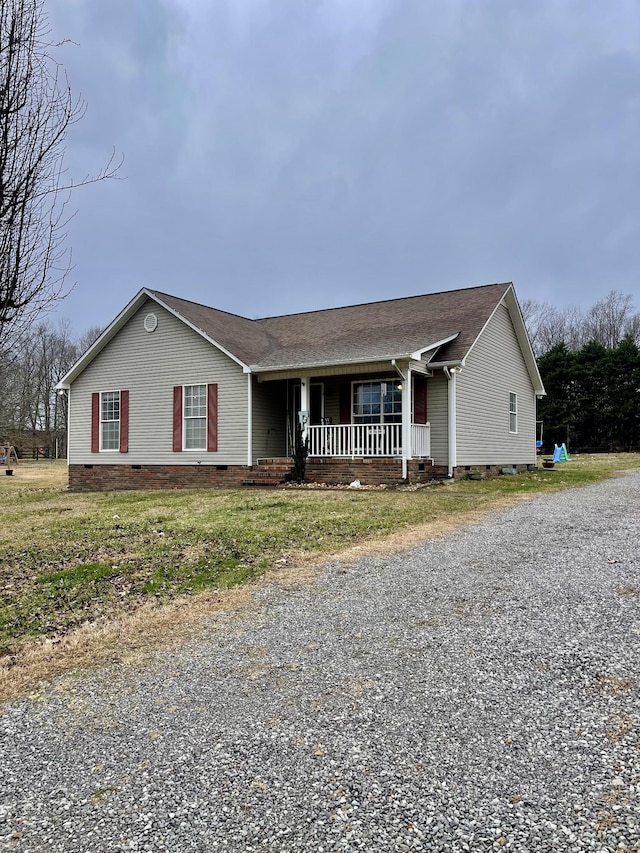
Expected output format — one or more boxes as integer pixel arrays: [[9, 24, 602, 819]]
[[0, 316, 82, 456], [583, 290, 639, 349], [522, 291, 639, 356], [520, 298, 586, 357], [0, 0, 120, 352], [76, 323, 104, 355]]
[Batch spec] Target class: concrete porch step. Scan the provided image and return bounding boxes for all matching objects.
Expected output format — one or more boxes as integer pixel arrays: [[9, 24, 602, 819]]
[[242, 459, 294, 487]]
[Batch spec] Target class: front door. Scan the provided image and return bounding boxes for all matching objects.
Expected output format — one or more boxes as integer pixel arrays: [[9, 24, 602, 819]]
[[310, 382, 324, 425]]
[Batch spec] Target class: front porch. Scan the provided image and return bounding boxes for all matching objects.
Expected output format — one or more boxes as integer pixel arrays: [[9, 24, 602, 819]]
[[252, 366, 438, 482]]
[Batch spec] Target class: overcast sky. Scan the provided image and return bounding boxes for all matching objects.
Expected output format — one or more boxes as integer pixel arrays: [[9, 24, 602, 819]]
[[46, 0, 640, 337]]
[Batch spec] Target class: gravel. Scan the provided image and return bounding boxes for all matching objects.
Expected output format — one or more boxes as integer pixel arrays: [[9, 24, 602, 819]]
[[1, 471, 639, 852]]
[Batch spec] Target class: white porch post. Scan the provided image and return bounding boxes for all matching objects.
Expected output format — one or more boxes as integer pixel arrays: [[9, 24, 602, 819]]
[[401, 367, 412, 479], [299, 377, 310, 441]]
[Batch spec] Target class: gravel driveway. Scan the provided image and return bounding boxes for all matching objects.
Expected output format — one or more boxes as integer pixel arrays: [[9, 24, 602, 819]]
[[1, 472, 639, 852]]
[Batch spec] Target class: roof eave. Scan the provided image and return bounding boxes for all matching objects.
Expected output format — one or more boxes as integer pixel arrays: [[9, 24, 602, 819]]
[[251, 347, 452, 375], [429, 359, 465, 369], [450, 283, 545, 396], [56, 288, 153, 389], [410, 332, 460, 361], [147, 290, 249, 371], [503, 286, 546, 395]]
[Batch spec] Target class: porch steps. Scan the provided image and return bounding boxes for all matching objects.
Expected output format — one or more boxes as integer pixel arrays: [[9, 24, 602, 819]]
[[242, 459, 294, 488]]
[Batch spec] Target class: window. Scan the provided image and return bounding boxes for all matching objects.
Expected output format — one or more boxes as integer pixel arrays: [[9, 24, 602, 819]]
[[353, 381, 402, 424], [509, 392, 517, 433], [92, 390, 128, 453], [173, 383, 218, 453], [101, 391, 120, 450], [184, 384, 207, 449]]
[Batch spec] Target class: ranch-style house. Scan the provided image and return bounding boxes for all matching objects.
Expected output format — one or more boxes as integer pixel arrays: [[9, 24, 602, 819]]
[[57, 281, 545, 490]]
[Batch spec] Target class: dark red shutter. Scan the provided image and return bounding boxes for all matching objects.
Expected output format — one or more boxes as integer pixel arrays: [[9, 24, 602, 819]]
[[339, 384, 351, 424], [207, 383, 218, 452], [173, 386, 183, 452], [91, 393, 100, 452], [413, 376, 428, 424], [119, 390, 129, 453]]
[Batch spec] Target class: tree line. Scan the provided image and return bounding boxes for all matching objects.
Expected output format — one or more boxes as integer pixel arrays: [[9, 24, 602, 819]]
[[523, 290, 640, 453], [0, 321, 101, 457]]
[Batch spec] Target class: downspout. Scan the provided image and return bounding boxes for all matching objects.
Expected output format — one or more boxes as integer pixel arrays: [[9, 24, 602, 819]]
[[246, 371, 253, 467], [58, 388, 70, 465], [443, 366, 457, 478], [392, 359, 409, 480]]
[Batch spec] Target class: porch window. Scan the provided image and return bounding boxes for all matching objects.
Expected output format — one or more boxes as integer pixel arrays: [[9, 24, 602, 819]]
[[101, 391, 120, 450], [184, 384, 207, 449], [353, 381, 402, 424], [509, 392, 517, 433]]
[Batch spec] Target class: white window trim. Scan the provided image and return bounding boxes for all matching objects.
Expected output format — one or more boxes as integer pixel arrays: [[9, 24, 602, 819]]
[[183, 383, 207, 451], [100, 390, 121, 452], [509, 392, 518, 434]]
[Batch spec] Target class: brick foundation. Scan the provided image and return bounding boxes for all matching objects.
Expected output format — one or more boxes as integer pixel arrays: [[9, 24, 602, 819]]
[[458, 463, 536, 478], [69, 464, 254, 491], [68, 460, 536, 491], [304, 458, 444, 486]]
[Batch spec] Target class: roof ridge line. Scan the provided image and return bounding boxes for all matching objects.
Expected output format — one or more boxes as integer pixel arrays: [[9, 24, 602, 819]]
[[254, 281, 513, 322], [148, 289, 256, 324]]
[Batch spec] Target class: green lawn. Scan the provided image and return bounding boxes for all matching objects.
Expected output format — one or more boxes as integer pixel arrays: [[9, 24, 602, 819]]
[[1, 454, 639, 654]]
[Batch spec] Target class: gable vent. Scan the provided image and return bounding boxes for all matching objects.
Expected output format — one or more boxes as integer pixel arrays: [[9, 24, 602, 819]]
[[144, 312, 158, 333]]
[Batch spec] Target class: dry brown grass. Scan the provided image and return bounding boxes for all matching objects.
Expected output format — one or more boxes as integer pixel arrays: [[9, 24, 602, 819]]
[[0, 459, 67, 490]]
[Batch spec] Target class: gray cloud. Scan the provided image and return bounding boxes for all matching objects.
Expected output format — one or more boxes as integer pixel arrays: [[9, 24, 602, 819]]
[[46, 0, 640, 332]]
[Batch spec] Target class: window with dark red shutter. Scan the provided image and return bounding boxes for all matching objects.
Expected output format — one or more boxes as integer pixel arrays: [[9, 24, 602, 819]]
[[207, 383, 218, 452], [119, 390, 129, 452], [91, 393, 100, 452], [173, 386, 183, 451], [413, 376, 428, 424]]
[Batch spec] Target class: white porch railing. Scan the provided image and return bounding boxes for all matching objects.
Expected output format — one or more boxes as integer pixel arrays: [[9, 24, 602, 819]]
[[307, 423, 430, 459], [411, 423, 431, 458]]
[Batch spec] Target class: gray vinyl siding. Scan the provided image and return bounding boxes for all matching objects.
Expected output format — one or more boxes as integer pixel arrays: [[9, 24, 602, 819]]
[[323, 382, 341, 425], [455, 303, 536, 466], [252, 378, 287, 460], [427, 371, 449, 466], [68, 300, 249, 465]]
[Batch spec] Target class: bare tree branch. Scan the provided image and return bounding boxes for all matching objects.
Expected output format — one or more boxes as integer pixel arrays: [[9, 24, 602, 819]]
[[0, 0, 121, 354]]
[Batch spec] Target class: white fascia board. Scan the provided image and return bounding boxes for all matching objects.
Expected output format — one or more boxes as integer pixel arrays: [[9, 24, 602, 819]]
[[408, 360, 433, 376], [410, 333, 460, 361], [251, 340, 460, 377], [428, 358, 464, 369], [56, 288, 250, 390], [252, 353, 418, 380], [504, 287, 546, 396], [56, 288, 152, 389]]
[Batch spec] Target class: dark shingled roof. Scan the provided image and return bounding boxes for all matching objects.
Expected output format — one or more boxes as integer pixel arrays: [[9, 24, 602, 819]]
[[149, 282, 513, 370]]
